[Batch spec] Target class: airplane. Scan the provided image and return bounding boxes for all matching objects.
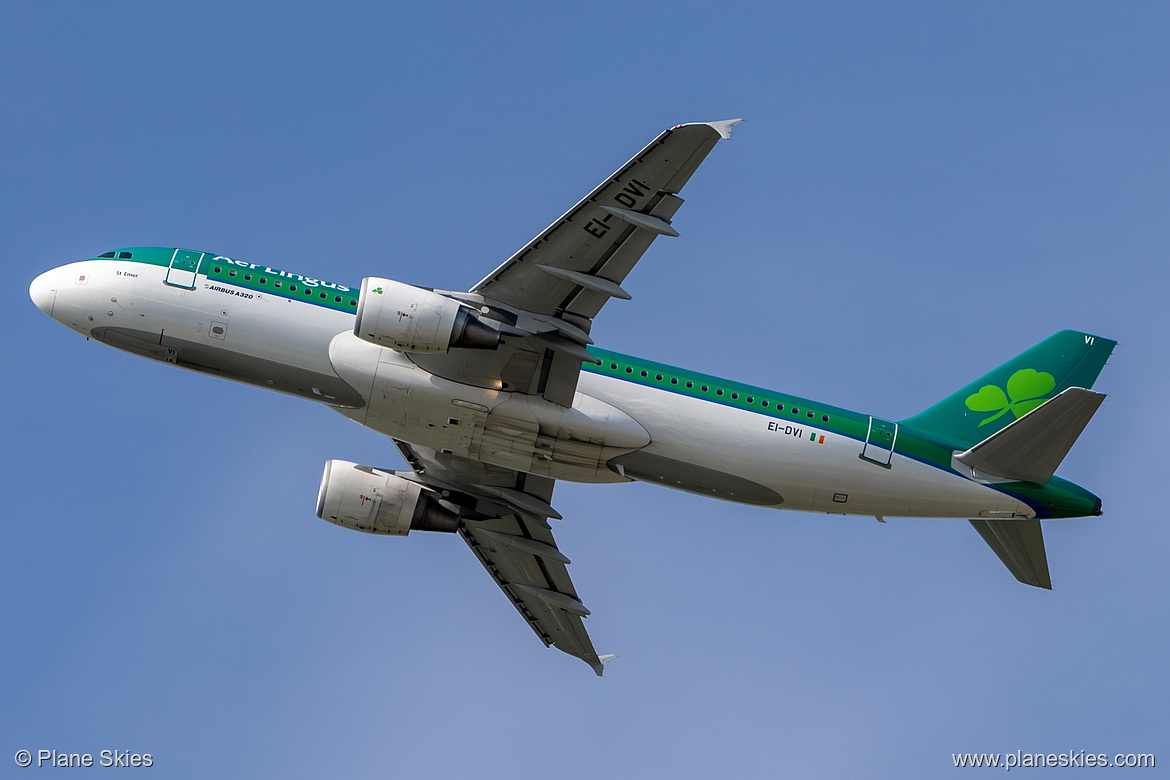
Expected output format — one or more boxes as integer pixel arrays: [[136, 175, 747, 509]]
[[29, 119, 1114, 675]]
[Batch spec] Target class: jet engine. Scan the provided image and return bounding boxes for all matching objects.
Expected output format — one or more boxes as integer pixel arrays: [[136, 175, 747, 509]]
[[353, 277, 499, 353], [316, 459, 460, 535]]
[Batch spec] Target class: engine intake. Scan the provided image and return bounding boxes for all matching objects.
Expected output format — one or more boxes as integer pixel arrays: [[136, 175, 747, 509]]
[[316, 459, 460, 535], [354, 277, 499, 353]]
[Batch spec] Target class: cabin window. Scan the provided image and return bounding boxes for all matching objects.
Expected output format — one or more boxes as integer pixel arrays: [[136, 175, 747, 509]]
[[716, 389, 723, 396], [349, 300, 357, 306], [118, 252, 133, 259], [334, 295, 342, 302], [99, 251, 116, 258], [229, 270, 237, 277], [244, 274, 252, 281], [655, 374, 663, 381], [700, 385, 708, 392], [320, 292, 327, 298], [641, 370, 648, 377], [685, 381, 693, 388], [792, 407, 800, 415], [807, 411, 815, 418], [289, 284, 297, 291], [822, 415, 830, 422], [213, 266, 222, 273], [777, 403, 785, 411], [610, 363, 617, 369], [746, 396, 754, 403], [761, 400, 769, 407], [731, 392, 739, 400], [626, 367, 633, 373], [671, 378, 678, 385], [260, 277, 267, 284], [304, 289, 312, 295], [274, 281, 282, 288]]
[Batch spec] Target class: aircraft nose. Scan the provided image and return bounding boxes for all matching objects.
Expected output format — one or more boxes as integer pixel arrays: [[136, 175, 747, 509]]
[[29, 270, 57, 317]]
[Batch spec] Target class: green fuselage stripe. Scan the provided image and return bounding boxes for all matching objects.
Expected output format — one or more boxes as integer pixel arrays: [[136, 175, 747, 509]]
[[90, 247, 360, 313]]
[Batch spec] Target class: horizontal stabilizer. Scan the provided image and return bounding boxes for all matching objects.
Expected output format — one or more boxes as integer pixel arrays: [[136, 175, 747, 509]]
[[955, 388, 1105, 484], [969, 518, 1051, 589]]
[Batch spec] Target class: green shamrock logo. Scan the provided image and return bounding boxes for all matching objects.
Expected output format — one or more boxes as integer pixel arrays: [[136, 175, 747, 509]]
[[965, 368, 1056, 427], [372, 287, 384, 294]]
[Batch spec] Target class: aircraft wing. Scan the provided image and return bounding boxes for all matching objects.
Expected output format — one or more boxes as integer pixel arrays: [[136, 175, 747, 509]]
[[471, 119, 742, 318], [413, 120, 740, 407], [394, 440, 611, 675]]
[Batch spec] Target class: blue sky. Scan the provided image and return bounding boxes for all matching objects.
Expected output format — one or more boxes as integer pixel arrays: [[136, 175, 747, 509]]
[[3, 2, 1167, 776]]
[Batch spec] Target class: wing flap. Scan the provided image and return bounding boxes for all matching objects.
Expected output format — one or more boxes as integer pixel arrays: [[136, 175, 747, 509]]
[[462, 515, 605, 674], [395, 440, 607, 674]]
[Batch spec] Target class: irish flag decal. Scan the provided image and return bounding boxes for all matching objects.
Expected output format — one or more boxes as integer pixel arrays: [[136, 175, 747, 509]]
[[810, 432, 825, 444]]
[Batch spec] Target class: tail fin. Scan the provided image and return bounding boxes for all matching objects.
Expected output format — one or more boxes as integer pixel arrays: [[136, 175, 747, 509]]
[[901, 330, 1116, 450]]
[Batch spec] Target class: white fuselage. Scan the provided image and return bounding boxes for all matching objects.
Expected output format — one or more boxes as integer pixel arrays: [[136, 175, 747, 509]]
[[30, 258, 1032, 520]]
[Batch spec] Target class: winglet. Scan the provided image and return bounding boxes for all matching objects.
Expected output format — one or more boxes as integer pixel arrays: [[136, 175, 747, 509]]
[[591, 653, 618, 677], [675, 118, 743, 139]]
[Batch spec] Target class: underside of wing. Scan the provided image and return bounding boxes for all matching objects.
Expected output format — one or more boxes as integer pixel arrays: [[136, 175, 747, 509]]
[[471, 119, 742, 321], [462, 509, 605, 674], [394, 440, 610, 674], [411, 120, 740, 408]]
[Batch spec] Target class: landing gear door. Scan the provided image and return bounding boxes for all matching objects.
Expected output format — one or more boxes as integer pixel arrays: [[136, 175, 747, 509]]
[[861, 417, 898, 467], [166, 249, 203, 289]]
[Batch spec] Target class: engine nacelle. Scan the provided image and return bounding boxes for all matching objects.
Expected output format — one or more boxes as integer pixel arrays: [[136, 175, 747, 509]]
[[315, 459, 460, 536], [353, 277, 499, 353]]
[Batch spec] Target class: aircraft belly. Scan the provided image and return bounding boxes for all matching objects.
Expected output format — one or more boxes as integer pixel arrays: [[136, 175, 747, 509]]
[[329, 332, 648, 483], [579, 373, 1031, 519], [91, 326, 366, 406]]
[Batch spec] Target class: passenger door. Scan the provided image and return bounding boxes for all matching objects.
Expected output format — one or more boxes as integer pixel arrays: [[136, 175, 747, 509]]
[[165, 249, 203, 289]]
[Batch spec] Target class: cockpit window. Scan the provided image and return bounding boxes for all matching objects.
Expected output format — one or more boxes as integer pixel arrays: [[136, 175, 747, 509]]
[[99, 251, 116, 258], [118, 251, 132, 259]]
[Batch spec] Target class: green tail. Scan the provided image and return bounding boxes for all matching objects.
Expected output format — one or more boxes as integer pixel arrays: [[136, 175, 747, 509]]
[[901, 330, 1117, 449]]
